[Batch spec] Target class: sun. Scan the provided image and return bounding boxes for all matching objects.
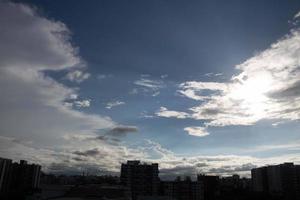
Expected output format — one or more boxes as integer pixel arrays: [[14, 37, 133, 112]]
[[228, 71, 274, 118]]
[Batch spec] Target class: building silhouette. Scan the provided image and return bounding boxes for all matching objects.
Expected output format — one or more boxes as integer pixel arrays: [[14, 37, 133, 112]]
[[120, 160, 159, 200], [162, 176, 203, 200], [0, 158, 13, 195], [251, 162, 300, 199], [0, 157, 41, 199], [197, 174, 220, 200]]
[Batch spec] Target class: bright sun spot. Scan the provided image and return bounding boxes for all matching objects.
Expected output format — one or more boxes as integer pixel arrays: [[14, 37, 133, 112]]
[[228, 71, 274, 118]]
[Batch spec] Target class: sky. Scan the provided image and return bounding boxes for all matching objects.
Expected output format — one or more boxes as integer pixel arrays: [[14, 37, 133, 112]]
[[1, 0, 300, 179]]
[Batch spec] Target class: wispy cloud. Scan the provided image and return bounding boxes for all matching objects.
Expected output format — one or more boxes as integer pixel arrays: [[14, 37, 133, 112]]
[[157, 25, 300, 135], [204, 72, 223, 77], [184, 127, 209, 137], [0, 1, 140, 175], [294, 11, 300, 19], [106, 100, 125, 109], [107, 126, 139, 136], [134, 78, 165, 96], [65, 70, 90, 83], [156, 107, 189, 119], [74, 99, 91, 108], [161, 74, 168, 79], [134, 78, 164, 90], [97, 74, 113, 80]]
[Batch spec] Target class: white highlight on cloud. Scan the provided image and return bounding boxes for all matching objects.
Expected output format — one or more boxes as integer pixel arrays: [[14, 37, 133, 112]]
[[134, 78, 164, 90], [106, 101, 125, 109], [184, 127, 209, 137], [178, 81, 227, 101], [74, 99, 91, 108], [204, 73, 223, 77], [294, 11, 300, 19], [158, 25, 300, 135], [65, 70, 90, 83], [156, 107, 189, 119], [69, 94, 78, 100]]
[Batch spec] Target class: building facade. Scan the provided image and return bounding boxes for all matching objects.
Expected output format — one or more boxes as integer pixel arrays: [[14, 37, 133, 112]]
[[0, 158, 41, 199], [162, 177, 203, 200], [121, 160, 159, 200], [251, 163, 300, 199]]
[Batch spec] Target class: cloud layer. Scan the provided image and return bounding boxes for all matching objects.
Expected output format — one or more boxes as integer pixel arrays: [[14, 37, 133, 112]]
[[157, 26, 300, 136], [2, 1, 300, 178], [0, 1, 141, 174]]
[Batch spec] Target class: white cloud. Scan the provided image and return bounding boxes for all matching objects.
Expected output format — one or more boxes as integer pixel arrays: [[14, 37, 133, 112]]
[[204, 73, 223, 77], [106, 101, 125, 109], [294, 11, 300, 19], [184, 127, 209, 137], [69, 94, 78, 100], [65, 70, 90, 83], [156, 107, 189, 119], [134, 78, 165, 96], [129, 88, 139, 95], [160, 27, 300, 133], [140, 111, 155, 119], [178, 81, 227, 100], [0, 1, 141, 173], [161, 74, 168, 79], [0, 2, 116, 147], [152, 91, 160, 96], [139, 140, 300, 179], [0, 2, 79, 70], [134, 78, 164, 89], [74, 99, 91, 108]]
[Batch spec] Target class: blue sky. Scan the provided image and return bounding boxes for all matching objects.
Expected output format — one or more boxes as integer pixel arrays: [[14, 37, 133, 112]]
[[1, 0, 300, 178]]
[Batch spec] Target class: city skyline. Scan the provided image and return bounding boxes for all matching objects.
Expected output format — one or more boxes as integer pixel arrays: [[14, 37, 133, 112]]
[[1, 0, 300, 178]]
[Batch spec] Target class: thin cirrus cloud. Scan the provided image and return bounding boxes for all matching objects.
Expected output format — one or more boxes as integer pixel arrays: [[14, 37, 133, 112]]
[[106, 100, 125, 109], [65, 70, 90, 83], [156, 107, 189, 119], [294, 11, 300, 19], [74, 99, 91, 108], [134, 78, 165, 96], [157, 15, 300, 136]]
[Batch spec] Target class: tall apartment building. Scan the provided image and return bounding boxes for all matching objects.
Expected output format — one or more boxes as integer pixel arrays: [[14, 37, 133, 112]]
[[120, 160, 159, 200], [251, 166, 268, 192], [197, 175, 220, 200], [251, 163, 300, 199], [0, 158, 41, 199], [11, 160, 41, 191], [0, 158, 13, 195], [162, 177, 203, 200]]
